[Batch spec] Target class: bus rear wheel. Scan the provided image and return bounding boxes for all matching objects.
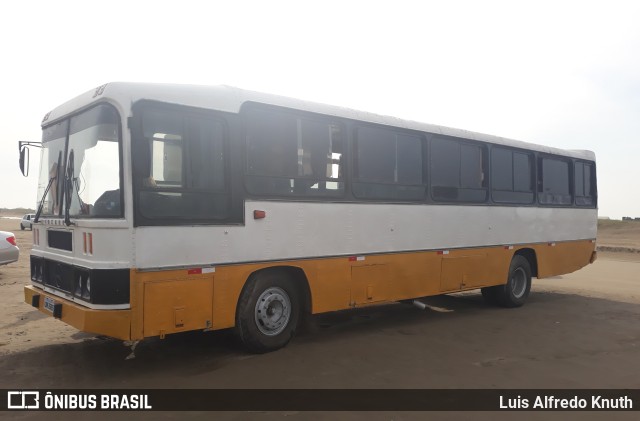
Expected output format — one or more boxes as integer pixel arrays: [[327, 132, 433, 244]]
[[236, 270, 300, 353], [481, 255, 532, 308]]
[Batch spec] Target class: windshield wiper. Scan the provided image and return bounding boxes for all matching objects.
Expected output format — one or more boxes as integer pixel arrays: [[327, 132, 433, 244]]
[[64, 149, 75, 226], [34, 151, 62, 223]]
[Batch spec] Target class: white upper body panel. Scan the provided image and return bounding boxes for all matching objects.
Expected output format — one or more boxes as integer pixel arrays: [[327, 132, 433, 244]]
[[134, 201, 597, 269], [43, 82, 596, 161]]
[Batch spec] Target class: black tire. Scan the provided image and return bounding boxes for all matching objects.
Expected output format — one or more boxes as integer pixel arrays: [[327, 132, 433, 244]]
[[483, 255, 532, 308], [20, 224, 24, 231], [236, 270, 300, 353]]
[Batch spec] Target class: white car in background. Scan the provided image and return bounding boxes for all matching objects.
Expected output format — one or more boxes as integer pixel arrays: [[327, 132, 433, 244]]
[[0, 231, 19, 266], [20, 213, 35, 230]]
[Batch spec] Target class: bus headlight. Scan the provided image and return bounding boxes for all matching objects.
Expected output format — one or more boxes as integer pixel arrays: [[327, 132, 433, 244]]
[[74, 274, 83, 297], [30, 257, 44, 283], [75, 271, 91, 301], [82, 275, 91, 301]]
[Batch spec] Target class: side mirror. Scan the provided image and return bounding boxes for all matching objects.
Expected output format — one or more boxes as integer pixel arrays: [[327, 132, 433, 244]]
[[19, 146, 29, 176], [18, 141, 42, 177]]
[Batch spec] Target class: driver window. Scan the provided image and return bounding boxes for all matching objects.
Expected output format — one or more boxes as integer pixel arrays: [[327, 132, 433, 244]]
[[136, 107, 229, 221], [151, 134, 183, 187]]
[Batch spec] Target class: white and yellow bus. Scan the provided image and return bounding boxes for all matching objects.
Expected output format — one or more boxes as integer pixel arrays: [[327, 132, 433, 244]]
[[20, 83, 597, 352]]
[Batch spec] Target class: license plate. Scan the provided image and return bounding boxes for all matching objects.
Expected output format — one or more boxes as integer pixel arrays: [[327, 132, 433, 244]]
[[44, 296, 55, 313]]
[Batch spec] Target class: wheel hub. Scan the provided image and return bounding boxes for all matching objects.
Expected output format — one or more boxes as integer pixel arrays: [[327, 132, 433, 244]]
[[511, 267, 527, 298], [254, 287, 291, 336]]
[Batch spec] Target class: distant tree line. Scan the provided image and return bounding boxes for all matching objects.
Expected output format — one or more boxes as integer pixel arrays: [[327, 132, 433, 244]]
[[0, 207, 36, 214]]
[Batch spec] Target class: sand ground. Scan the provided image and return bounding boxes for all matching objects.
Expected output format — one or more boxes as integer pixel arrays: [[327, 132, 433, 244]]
[[0, 214, 638, 420]]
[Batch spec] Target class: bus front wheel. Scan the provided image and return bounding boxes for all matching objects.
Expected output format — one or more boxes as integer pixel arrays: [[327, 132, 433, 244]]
[[236, 270, 300, 353], [481, 255, 532, 308]]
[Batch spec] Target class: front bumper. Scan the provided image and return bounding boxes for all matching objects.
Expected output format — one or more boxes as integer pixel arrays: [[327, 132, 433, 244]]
[[24, 285, 131, 340]]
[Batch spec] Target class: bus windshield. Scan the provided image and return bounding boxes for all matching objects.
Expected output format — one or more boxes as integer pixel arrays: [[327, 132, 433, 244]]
[[36, 103, 122, 218]]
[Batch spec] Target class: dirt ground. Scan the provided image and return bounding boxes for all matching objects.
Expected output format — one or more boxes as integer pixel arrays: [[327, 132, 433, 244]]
[[596, 219, 640, 253], [0, 214, 639, 420]]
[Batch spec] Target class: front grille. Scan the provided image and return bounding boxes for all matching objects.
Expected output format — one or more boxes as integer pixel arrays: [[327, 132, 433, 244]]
[[30, 256, 129, 305], [48, 230, 73, 251]]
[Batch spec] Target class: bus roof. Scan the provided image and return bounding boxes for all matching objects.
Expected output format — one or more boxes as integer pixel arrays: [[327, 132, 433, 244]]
[[43, 82, 595, 161]]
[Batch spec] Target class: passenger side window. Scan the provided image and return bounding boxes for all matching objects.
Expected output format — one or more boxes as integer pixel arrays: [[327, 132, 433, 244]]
[[430, 137, 487, 202], [538, 157, 572, 205], [245, 108, 344, 197], [491, 147, 534, 204], [574, 161, 595, 206], [352, 126, 424, 200]]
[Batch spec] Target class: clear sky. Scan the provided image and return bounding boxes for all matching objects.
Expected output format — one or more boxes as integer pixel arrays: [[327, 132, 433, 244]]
[[1, 0, 638, 218]]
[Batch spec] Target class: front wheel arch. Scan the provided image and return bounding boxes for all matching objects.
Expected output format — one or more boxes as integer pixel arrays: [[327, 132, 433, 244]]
[[235, 267, 308, 353]]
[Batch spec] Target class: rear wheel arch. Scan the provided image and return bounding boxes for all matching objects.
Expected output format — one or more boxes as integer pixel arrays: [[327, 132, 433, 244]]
[[514, 247, 538, 278], [481, 254, 532, 308]]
